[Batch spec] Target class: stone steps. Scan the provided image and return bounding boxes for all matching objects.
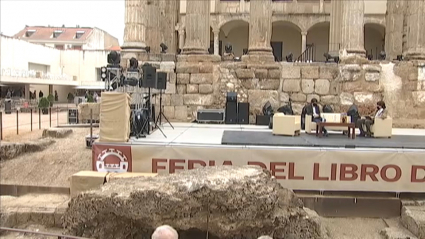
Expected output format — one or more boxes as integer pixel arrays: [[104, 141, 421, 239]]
[[380, 218, 418, 239], [401, 200, 425, 239]]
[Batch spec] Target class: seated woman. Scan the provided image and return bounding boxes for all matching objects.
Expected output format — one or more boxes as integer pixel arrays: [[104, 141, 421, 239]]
[[309, 98, 328, 136], [357, 101, 388, 137]]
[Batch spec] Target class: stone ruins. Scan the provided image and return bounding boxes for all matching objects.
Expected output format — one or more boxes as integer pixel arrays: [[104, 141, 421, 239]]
[[119, 0, 425, 124]]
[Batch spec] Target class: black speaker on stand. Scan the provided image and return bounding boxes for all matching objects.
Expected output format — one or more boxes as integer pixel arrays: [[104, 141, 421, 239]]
[[154, 72, 174, 133], [225, 92, 238, 124], [142, 64, 157, 88]]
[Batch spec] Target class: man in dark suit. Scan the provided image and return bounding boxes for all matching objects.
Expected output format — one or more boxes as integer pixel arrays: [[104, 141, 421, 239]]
[[309, 98, 328, 136]]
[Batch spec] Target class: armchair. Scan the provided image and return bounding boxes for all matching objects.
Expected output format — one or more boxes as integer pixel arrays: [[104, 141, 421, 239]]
[[272, 113, 301, 136], [371, 117, 393, 138]]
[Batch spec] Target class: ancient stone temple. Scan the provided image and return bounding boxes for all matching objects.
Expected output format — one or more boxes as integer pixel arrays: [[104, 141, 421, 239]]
[[121, 0, 425, 126]]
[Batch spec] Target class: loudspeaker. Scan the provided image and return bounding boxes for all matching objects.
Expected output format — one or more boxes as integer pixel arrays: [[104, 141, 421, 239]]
[[142, 64, 157, 88], [238, 102, 249, 124], [156, 72, 167, 90], [197, 109, 225, 123], [226, 92, 237, 103], [225, 101, 238, 124], [256, 115, 270, 125]]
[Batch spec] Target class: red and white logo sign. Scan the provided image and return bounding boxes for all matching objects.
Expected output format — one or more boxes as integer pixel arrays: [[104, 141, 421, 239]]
[[92, 144, 132, 172]]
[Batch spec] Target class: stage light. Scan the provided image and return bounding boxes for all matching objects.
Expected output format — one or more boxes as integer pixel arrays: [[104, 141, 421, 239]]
[[262, 101, 273, 116], [100, 67, 107, 81], [107, 51, 121, 66], [160, 43, 168, 53], [379, 51, 386, 60], [367, 54, 373, 60], [145, 46, 151, 53], [285, 53, 293, 62], [224, 43, 233, 54], [396, 55, 403, 61], [324, 52, 340, 63], [177, 49, 182, 54], [208, 47, 213, 54], [243, 48, 248, 55], [129, 57, 138, 72]]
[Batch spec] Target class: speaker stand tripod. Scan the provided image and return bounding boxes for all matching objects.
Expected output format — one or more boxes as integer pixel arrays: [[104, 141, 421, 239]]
[[141, 88, 167, 138], [155, 90, 174, 135]]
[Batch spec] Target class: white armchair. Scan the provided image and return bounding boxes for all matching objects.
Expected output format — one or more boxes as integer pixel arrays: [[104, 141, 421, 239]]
[[371, 117, 393, 138], [272, 113, 301, 136]]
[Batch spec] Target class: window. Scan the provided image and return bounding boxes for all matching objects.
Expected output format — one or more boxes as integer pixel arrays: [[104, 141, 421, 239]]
[[25, 30, 36, 37], [75, 31, 85, 39], [73, 45, 82, 50], [55, 45, 64, 50], [53, 30, 63, 38]]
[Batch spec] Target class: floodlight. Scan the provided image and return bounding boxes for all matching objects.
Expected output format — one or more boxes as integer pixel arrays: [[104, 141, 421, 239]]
[[107, 51, 121, 65], [379, 51, 386, 60], [285, 53, 293, 62], [100, 67, 107, 81], [224, 43, 232, 54]]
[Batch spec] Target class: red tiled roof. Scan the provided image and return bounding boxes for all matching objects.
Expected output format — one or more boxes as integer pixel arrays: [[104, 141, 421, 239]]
[[13, 26, 94, 42], [108, 46, 121, 51]]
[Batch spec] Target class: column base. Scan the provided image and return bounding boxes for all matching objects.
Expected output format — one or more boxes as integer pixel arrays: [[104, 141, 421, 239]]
[[339, 48, 369, 64], [177, 54, 221, 63], [182, 47, 209, 55], [404, 50, 425, 61]]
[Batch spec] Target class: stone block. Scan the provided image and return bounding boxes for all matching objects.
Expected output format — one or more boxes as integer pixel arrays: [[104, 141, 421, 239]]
[[16, 207, 31, 225], [242, 54, 275, 64], [220, 62, 247, 70], [106, 173, 157, 182], [340, 92, 354, 105], [307, 94, 320, 103], [247, 90, 279, 115], [183, 55, 221, 63], [164, 82, 176, 94], [290, 93, 307, 102], [31, 208, 56, 227], [291, 103, 305, 115], [174, 106, 188, 120], [187, 84, 199, 94], [199, 84, 214, 94], [241, 79, 259, 90], [282, 79, 301, 92], [162, 94, 171, 106], [280, 92, 290, 103], [379, 227, 418, 239], [412, 91, 425, 105], [401, 206, 425, 238], [170, 94, 184, 106], [42, 128, 73, 138], [365, 72, 380, 82], [70, 171, 107, 197], [301, 66, 319, 79], [362, 64, 381, 73], [254, 69, 268, 79], [321, 95, 340, 105], [177, 85, 186, 94], [301, 79, 315, 94], [353, 92, 381, 104], [268, 69, 281, 79], [163, 106, 175, 119], [177, 73, 190, 84], [315, 79, 330, 95], [319, 66, 338, 79], [0, 208, 17, 227], [340, 64, 363, 81], [236, 69, 255, 79], [190, 73, 213, 84], [169, 73, 177, 84], [246, 63, 280, 70], [343, 81, 381, 93], [176, 63, 200, 74], [183, 94, 214, 106], [159, 61, 176, 71], [199, 64, 214, 73], [259, 79, 280, 90], [281, 64, 301, 79]]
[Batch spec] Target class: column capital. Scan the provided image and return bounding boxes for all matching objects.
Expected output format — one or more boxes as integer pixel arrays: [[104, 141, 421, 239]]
[[178, 28, 185, 35], [212, 28, 220, 35], [301, 31, 308, 36]]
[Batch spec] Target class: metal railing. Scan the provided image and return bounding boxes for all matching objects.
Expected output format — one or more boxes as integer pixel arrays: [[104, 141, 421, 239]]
[[296, 43, 315, 62], [0, 227, 91, 239]]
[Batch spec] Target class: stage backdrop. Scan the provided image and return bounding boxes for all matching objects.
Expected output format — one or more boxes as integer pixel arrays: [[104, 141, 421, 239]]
[[92, 143, 425, 193]]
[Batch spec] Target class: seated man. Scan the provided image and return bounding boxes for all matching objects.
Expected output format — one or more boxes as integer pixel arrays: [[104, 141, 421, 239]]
[[309, 98, 328, 136], [357, 100, 388, 137]]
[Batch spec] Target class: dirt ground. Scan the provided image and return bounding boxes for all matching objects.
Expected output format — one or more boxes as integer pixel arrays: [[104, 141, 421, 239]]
[[0, 127, 97, 187]]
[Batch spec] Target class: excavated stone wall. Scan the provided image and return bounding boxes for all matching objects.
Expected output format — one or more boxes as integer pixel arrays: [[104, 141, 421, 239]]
[[129, 54, 425, 124]]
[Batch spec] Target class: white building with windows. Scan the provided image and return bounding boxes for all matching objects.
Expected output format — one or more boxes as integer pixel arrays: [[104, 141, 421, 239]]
[[0, 34, 114, 102]]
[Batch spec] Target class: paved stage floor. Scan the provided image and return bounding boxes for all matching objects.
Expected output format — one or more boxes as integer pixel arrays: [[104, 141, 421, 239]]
[[130, 123, 425, 149]]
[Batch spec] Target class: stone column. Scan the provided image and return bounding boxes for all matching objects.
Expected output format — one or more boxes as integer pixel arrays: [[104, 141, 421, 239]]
[[24, 84, 30, 100], [178, 29, 185, 50], [213, 29, 220, 55], [159, 0, 179, 53], [340, 0, 366, 56], [247, 0, 273, 56], [146, 0, 161, 53], [122, 0, 147, 51], [182, 0, 210, 54], [329, 0, 342, 51], [385, 0, 406, 60], [301, 32, 307, 53], [178, 29, 185, 51], [404, 0, 425, 60]]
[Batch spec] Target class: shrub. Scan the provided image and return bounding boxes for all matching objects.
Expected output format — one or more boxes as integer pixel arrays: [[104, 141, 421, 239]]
[[38, 97, 50, 108]]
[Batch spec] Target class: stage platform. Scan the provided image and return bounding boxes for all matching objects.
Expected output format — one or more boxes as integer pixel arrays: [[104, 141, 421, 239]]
[[128, 122, 425, 148], [93, 123, 425, 193]]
